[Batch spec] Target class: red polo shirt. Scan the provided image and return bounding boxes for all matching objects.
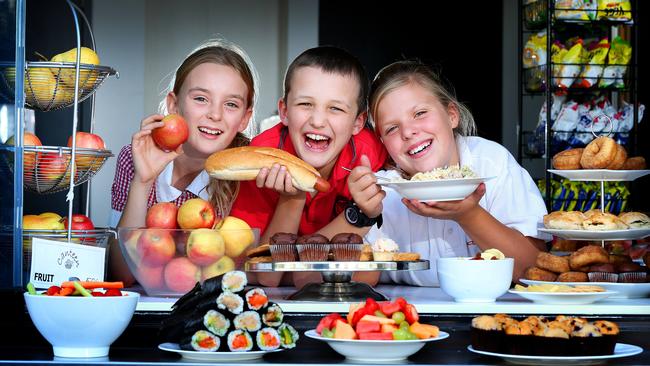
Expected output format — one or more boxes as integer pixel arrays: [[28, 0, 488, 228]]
[[230, 123, 387, 236]]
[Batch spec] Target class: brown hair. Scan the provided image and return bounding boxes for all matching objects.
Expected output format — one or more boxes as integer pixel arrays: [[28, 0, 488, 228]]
[[283, 46, 368, 116], [160, 40, 257, 217], [369, 60, 476, 137]]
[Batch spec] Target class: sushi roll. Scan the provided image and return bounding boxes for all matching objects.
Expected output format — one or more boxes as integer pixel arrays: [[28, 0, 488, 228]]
[[217, 291, 244, 315], [256, 327, 281, 351], [245, 288, 268, 311], [277, 323, 299, 349], [222, 270, 247, 292], [180, 330, 220, 352], [227, 329, 254, 352], [261, 302, 284, 327], [204, 309, 231, 337], [234, 311, 262, 332]]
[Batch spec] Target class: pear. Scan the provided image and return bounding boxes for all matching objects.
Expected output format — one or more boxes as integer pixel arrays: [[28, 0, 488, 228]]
[[23, 67, 71, 108], [51, 47, 100, 87]]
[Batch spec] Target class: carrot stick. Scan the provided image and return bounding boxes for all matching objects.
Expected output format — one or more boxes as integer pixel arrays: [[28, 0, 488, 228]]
[[61, 281, 124, 289]]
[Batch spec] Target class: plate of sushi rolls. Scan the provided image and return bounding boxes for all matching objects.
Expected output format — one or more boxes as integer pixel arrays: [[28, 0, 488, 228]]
[[158, 271, 299, 361]]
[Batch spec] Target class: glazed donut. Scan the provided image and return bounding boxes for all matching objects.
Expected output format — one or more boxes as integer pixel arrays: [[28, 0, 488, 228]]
[[552, 148, 584, 170], [524, 266, 558, 282], [622, 156, 647, 170], [535, 252, 570, 273], [605, 143, 627, 170], [556, 271, 588, 282], [569, 245, 609, 269], [580, 136, 618, 169]]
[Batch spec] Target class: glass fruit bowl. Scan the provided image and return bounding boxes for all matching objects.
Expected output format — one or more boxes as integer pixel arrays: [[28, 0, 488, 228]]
[[117, 226, 260, 297]]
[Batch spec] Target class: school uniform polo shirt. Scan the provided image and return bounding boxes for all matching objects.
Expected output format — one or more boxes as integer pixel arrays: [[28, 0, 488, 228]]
[[109, 145, 210, 227], [230, 123, 387, 236], [365, 136, 551, 286]]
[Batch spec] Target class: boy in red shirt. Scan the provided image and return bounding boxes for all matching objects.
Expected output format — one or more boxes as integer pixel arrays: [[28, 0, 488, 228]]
[[230, 46, 387, 287]]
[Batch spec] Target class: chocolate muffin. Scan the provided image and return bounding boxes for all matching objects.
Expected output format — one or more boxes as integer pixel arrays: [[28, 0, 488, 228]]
[[269, 232, 298, 262], [330, 233, 363, 261], [296, 233, 330, 261], [616, 262, 647, 283], [587, 263, 618, 283]]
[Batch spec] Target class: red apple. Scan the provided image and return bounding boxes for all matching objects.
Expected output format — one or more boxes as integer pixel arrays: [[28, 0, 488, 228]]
[[136, 263, 165, 291], [136, 229, 176, 266], [6, 132, 42, 175], [186, 228, 225, 266], [151, 114, 189, 151], [177, 198, 217, 229], [37, 152, 70, 182], [63, 214, 95, 231], [145, 202, 179, 229], [163, 257, 200, 293], [67, 131, 106, 149]]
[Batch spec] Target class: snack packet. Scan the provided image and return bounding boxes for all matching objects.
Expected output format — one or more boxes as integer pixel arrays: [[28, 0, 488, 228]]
[[523, 31, 547, 68], [556, 39, 584, 89], [596, 0, 632, 21], [576, 38, 609, 88], [599, 36, 632, 88], [555, 0, 597, 20]]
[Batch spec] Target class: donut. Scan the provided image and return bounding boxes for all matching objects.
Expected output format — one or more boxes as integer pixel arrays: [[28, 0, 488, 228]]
[[605, 144, 627, 170], [535, 252, 570, 273], [569, 245, 609, 269], [582, 212, 629, 230], [556, 271, 588, 282], [580, 136, 618, 169], [552, 148, 584, 170], [622, 156, 647, 170], [524, 266, 557, 282], [543, 211, 586, 230]]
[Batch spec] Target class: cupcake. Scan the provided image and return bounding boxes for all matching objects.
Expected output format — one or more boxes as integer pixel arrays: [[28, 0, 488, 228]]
[[269, 232, 298, 262], [296, 234, 330, 261], [330, 233, 363, 261], [371, 237, 399, 261], [470, 315, 506, 353], [616, 262, 647, 283], [587, 263, 618, 283]]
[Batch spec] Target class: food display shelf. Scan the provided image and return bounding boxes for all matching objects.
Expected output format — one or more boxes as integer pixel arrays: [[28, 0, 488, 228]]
[[246, 260, 429, 302]]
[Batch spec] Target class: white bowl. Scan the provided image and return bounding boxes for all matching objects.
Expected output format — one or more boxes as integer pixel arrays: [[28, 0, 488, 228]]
[[304, 329, 449, 362], [437, 257, 513, 302], [378, 177, 494, 202], [24, 291, 139, 358]]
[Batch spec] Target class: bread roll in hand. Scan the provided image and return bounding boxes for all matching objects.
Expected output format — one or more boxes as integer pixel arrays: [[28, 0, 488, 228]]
[[205, 146, 331, 193]]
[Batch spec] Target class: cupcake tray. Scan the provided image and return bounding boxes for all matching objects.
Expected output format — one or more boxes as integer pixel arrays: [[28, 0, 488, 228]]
[[246, 260, 429, 302]]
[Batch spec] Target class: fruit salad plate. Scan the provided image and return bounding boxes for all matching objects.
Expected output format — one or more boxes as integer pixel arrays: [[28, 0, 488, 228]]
[[158, 343, 283, 361], [304, 329, 449, 362], [521, 279, 650, 299], [378, 176, 495, 202], [467, 343, 643, 365]]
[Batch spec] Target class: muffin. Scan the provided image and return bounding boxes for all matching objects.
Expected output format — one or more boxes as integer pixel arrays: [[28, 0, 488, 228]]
[[371, 237, 399, 261], [616, 262, 647, 283], [587, 263, 618, 283], [269, 232, 298, 262], [296, 233, 330, 261], [330, 233, 363, 261], [470, 315, 507, 353]]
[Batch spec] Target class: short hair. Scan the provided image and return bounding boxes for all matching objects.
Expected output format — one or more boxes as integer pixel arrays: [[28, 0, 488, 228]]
[[369, 60, 476, 137], [283, 46, 368, 116]]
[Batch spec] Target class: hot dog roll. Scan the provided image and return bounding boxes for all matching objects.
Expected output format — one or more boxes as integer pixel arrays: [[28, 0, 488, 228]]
[[205, 146, 331, 193]]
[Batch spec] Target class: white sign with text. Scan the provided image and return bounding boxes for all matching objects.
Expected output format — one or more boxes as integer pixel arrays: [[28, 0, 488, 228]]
[[30, 237, 106, 288]]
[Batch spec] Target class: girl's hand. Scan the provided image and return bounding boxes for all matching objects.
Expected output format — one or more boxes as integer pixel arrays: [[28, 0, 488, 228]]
[[348, 155, 385, 218], [131, 114, 183, 184], [256, 164, 304, 197], [402, 183, 486, 221]]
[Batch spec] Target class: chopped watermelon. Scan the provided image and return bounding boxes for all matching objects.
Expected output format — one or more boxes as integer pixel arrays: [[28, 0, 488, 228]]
[[317, 313, 343, 334], [404, 304, 419, 324], [356, 320, 381, 334], [379, 301, 401, 316]]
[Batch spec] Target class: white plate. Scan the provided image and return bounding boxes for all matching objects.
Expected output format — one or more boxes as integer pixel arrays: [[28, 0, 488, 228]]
[[158, 342, 283, 361], [304, 329, 449, 362], [538, 227, 650, 241], [508, 289, 616, 304], [548, 169, 650, 181], [378, 176, 495, 202], [467, 343, 643, 366], [521, 279, 650, 299]]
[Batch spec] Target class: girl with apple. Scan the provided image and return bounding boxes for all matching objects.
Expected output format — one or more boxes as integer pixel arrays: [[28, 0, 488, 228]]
[[347, 61, 550, 285], [109, 39, 258, 285]]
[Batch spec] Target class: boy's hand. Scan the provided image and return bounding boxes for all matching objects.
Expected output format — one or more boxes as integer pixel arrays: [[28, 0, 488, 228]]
[[402, 183, 486, 221], [348, 155, 385, 218], [256, 163, 304, 197], [132, 114, 183, 184]]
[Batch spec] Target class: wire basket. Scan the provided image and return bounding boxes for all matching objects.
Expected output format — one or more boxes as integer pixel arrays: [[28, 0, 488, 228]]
[[0, 62, 117, 111], [0, 145, 113, 194]]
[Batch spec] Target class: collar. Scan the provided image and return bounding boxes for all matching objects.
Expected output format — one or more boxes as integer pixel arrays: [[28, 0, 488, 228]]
[[456, 135, 473, 169], [155, 160, 210, 202]]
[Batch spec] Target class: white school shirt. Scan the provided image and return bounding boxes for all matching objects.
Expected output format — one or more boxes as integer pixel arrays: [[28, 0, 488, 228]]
[[109, 159, 210, 227], [365, 136, 551, 287]]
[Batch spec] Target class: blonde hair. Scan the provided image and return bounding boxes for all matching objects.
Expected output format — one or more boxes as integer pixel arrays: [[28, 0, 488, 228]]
[[158, 38, 258, 216], [369, 61, 477, 137]]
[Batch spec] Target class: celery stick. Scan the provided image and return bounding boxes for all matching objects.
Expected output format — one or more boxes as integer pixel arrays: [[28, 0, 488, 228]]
[[72, 281, 92, 297], [26, 283, 36, 295]]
